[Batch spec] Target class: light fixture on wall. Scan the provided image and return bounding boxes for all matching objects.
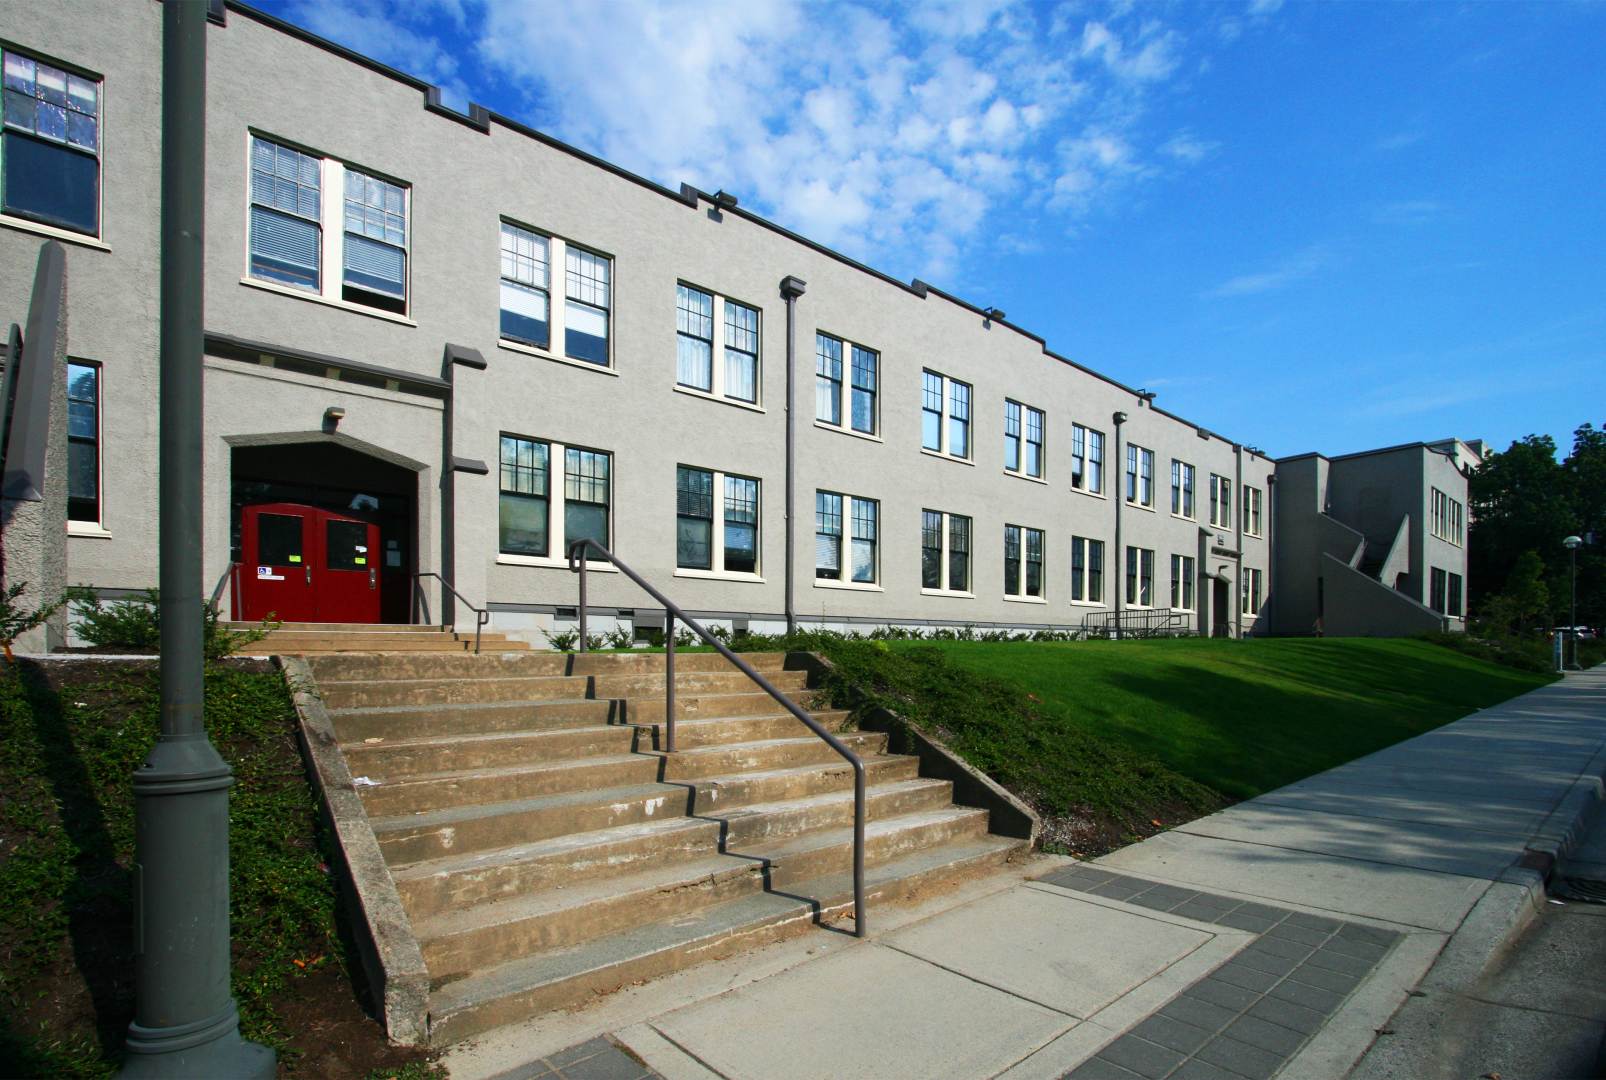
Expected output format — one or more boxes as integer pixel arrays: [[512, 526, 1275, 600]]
[[712, 190, 739, 210], [323, 406, 346, 431], [984, 306, 1006, 323]]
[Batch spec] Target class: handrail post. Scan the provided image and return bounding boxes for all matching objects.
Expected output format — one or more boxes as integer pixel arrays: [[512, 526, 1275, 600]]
[[475, 610, 485, 654], [664, 610, 676, 753], [854, 760, 866, 936], [577, 544, 589, 652]]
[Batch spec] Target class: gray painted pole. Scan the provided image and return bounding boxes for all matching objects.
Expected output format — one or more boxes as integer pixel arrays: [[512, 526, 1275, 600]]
[[780, 276, 806, 636], [120, 4, 273, 1076], [1111, 410, 1126, 639]]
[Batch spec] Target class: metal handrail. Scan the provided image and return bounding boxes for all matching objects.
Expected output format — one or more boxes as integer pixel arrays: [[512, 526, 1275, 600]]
[[1082, 606, 1194, 639], [207, 561, 237, 617], [413, 572, 489, 654], [566, 538, 867, 938]]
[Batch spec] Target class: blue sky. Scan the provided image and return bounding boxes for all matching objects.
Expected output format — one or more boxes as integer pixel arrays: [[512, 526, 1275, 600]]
[[251, 0, 1605, 459]]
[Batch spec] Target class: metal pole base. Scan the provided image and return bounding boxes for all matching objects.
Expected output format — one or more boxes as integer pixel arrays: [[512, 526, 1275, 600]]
[[118, 1001, 275, 1080]]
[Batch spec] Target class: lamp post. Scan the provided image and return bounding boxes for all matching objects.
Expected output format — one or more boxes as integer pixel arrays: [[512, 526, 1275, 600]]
[[1564, 535, 1582, 670]]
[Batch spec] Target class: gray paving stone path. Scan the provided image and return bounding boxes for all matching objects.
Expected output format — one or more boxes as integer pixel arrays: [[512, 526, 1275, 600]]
[[1041, 865, 1401, 1080], [483, 1035, 661, 1080]]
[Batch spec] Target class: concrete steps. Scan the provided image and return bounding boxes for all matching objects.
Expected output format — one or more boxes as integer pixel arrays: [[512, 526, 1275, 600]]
[[231, 621, 532, 653], [298, 648, 1028, 1044]]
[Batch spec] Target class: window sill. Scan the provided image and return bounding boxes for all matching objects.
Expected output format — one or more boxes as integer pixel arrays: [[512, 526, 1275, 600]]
[[1005, 470, 1048, 485], [1069, 599, 1106, 608], [1244, 532, 1263, 542], [920, 448, 974, 467], [813, 421, 883, 444], [812, 578, 884, 593], [496, 554, 618, 572], [67, 521, 113, 539], [672, 385, 764, 413], [1171, 512, 1197, 523], [1003, 594, 1048, 605], [1125, 501, 1157, 514], [0, 214, 109, 251], [240, 277, 417, 326], [499, 338, 619, 376], [920, 588, 976, 599], [1070, 486, 1106, 500], [672, 568, 766, 584]]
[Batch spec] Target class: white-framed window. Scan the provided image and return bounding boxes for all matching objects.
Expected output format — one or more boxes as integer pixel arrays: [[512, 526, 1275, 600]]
[[815, 333, 877, 434], [1208, 473, 1232, 529], [66, 360, 101, 525], [1242, 485, 1263, 538], [922, 510, 972, 594], [1429, 567, 1446, 613], [1241, 566, 1264, 617], [1171, 460, 1195, 518], [922, 370, 972, 459], [816, 491, 878, 585], [2, 48, 101, 238], [498, 220, 612, 367], [676, 465, 760, 576], [497, 434, 611, 563], [1004, 524, 1045, 599], [1004, 400, 1045, 479], [1125, 444, 1154, 507], [1072, 424, 1104, 494], [1071, 536, 1105, 604], [676, 283, 760, 404], [1449, 572, 1463, 617], [1170, 554, 1196, 612], [1125, 546, 1154, 607], [1430, 487, 1464, 546], [248, 134, 410, 315]]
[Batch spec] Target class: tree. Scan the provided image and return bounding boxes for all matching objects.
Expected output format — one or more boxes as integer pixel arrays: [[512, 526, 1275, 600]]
[[1479, 550, 1549, 635]]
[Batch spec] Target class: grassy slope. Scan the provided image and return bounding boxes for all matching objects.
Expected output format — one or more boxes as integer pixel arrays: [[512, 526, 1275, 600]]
[[905, 637, 1554, 800]]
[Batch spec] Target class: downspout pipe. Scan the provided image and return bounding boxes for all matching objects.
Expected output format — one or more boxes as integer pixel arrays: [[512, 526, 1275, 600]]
[[1266, 470, 1276, 635], [1234, 443, 1244, 639], [121, 4, 274, 1075], [1112, 410, 1127, 639], [780, 275, 807, 635]]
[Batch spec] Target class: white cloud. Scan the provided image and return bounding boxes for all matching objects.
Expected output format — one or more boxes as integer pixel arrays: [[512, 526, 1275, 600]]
[[1373, 199, 1444, 226], [1161, 132, 1219, 162], [1247, 0, 1284, 15], [1205, 246, 1330, 298]]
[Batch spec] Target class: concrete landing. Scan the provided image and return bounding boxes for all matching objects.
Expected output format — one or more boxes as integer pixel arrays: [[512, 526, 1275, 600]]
[[441, 666, 1606, 1080]]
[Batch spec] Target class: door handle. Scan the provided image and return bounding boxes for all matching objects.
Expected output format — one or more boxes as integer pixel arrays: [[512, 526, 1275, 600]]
[[368, 567, 376, 590], [305, 565, 312, 586]]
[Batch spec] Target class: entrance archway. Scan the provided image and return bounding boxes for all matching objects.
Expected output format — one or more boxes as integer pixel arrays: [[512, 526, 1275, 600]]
[[230, 440, 418, 623]]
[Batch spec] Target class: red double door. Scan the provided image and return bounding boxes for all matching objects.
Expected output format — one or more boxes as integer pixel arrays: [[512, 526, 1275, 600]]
[[238, 502, 381, 623]]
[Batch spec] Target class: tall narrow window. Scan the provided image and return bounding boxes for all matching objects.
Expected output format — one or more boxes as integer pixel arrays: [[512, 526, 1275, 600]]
[[1088, 429, 1104, 494], [922, 371, 943, 451], [499, 222, 550, 347], [1172, 461, 1195, 518], [676, 465, 714, 570], [342, 168, 407, 312], [948, 380, 971, 459], [676, 284, 714, 391], [1005, 401, 1022, 472], [949, 514, 971, 592], [1429, 567, 1447, 613], [1209, 474, 1232, 529], [563, 447, 610, 551], [850, 499, 878, 583], [564, 247, 611, 364], [498, 435, 549, 556], [1171, 554, 1195, 611], [1005, 526, 1020, 597], [66, 360, 99, 523], [1, 50, 101, 236], [1071, 536, 1105, 603], [1241, 567, 1264, 616], [922, 510, 943, 590], [1242, 486, 1263, 537], [1126, 546, 1154, 607], [249, 136, 322, 290], [724, 476, 759, 574], [816, 334, 842, 425], [1126, 445, 1154, 507], [815, 491, 842, 579], [724, 301, 759, 403], [1448, 572, 1463, 617], [1025, 406, 1044, 478], [850, 345, 877, 434]]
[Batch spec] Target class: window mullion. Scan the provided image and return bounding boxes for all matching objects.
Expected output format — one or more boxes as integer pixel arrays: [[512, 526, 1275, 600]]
[[711, 469, 727, 573], [550, 440, 568, 558], [549, 238, 568, 354], [939, 513, 950, 591], [711, 295, 726, 398], [321, 158, 343, 301]]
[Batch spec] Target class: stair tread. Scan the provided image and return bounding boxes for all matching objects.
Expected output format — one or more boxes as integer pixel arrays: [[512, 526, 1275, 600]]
[[413, 806, 986, 940], [329, 697, 601, 717], [370, 781, 686, 835], [340, 709, 850, 751], [354, 752, 649, 786], [390, 777, 953, 882], [426, 835, 1022, 1022], [667, 731, 880, 757]]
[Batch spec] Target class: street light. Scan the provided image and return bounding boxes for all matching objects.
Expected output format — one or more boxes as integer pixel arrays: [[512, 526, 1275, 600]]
[[1564, 535, 1582, 671]]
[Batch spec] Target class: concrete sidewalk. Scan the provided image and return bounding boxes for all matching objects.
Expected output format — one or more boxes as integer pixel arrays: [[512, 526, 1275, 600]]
[[442, 667, 1606, 1080]]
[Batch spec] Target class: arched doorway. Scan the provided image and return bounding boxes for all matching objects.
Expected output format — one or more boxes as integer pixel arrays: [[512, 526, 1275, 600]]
[[230, 440, 418, 623]]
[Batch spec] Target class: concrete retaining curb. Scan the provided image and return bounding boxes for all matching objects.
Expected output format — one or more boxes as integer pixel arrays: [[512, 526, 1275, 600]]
[[788, 651, 1041, 847], [278, 655, 430, 1045]]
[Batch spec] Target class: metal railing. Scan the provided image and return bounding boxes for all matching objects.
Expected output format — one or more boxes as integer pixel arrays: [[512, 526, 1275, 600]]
[[1082, 607, 1196, 639], [207, 561, 238, 618], [567, 538, 867, 937], [413, 572, 489, 654]]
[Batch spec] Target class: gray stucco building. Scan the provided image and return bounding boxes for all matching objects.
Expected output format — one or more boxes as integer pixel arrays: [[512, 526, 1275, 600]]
[[1, 2, 1469, 646]]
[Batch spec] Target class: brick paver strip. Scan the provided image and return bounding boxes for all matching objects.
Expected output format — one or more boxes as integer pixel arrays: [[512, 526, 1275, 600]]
[[522, 1036, 660, 1080], [1040, 869, 1402, 1079]]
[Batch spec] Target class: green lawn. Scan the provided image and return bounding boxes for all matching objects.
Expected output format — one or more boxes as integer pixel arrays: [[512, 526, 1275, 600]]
[[899, 637, 1554, 800]]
